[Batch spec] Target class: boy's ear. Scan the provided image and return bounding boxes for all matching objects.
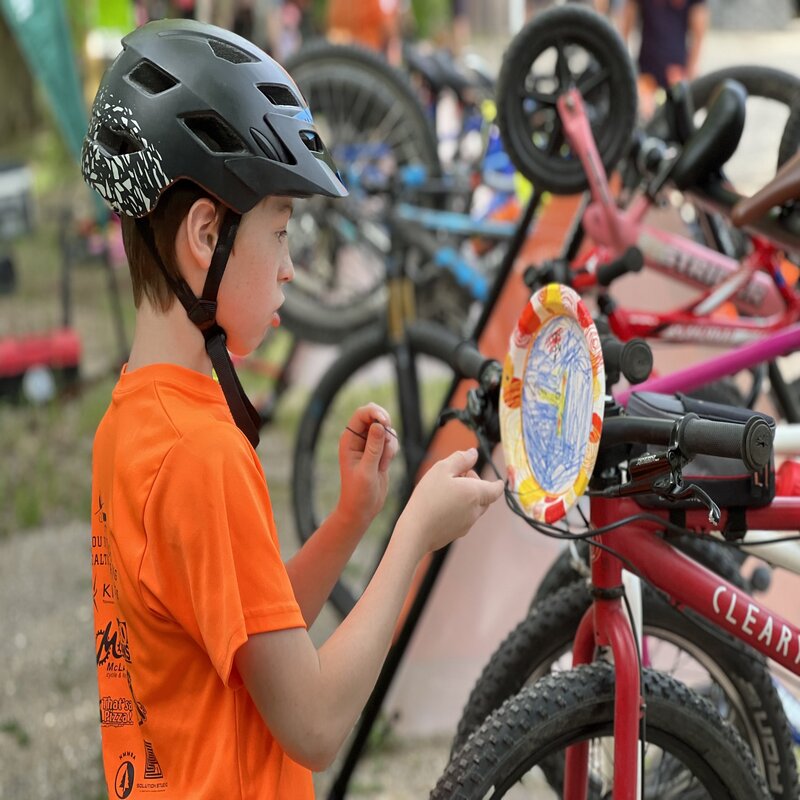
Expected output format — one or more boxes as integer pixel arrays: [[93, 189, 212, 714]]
[[180, 197, 222, 274]]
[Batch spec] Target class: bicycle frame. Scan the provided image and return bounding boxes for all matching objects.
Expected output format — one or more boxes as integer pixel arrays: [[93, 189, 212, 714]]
[[557, 89, 800, 345], [569, 494, 800, 799]]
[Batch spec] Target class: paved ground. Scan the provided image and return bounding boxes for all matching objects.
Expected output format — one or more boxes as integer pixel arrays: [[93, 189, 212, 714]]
[[4, 20, 800, 800]]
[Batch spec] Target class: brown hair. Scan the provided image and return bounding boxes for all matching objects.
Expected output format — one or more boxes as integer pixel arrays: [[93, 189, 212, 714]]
[[120, 181, 216, 311]]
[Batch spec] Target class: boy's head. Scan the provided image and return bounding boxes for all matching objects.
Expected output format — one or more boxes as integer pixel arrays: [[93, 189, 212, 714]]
[[81, 18, 347, 444], [81, 17, 346, 312]]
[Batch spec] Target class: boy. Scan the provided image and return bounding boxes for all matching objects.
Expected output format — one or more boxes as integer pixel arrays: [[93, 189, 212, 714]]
[[83, 17, 504, 799]]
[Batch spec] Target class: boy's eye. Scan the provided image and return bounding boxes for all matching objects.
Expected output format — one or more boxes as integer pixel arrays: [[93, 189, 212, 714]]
[[277, 230, 288, 242]]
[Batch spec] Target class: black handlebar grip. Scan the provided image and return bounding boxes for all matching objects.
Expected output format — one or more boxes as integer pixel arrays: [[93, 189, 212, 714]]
[[454, 341, 492, 382], [408, 320, 493, 382], [677, 414, 773, 471], [600, 335, 653, 385], [742, 416, 774, 472], [596, 246, 645, 287], [620, 339, 653, 385]]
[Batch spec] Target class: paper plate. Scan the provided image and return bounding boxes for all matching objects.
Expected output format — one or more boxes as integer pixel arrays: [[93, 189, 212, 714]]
[[500, 283, 605, 522]]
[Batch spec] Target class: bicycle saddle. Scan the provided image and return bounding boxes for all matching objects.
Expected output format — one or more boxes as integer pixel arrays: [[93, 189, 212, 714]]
[[731, 148, 800, 227], [660, 80, 697, 145], [404, 45, 471, 100], [669, 79, 747, 191]]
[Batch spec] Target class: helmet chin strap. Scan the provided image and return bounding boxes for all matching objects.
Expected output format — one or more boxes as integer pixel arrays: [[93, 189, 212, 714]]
[[135, 211, 262, 447]]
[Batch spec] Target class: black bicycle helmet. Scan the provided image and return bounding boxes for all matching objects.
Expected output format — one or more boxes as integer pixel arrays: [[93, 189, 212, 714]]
[[81, 17, 346, 216], [81, 19, 348, 448]]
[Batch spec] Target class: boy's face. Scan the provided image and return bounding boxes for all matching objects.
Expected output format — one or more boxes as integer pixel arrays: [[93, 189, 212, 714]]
[[216, 195, 295, 356]]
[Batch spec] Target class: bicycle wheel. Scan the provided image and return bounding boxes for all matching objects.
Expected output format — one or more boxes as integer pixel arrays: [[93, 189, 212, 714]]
[[496, 5, 637, 194], [435, 663, 771, 799], [280, 42, 441, 343], [779, 99, 800, 168], [291, 322, 456, 617], [451, 581, 797, 798]]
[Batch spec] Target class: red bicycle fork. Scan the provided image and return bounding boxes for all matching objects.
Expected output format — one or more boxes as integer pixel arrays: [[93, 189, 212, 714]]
[[563, 497, 643, 800], [561, 495, 800, 798]]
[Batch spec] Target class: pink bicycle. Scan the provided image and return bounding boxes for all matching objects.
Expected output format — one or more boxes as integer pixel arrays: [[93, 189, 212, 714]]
[[496, 3, 800, 421]]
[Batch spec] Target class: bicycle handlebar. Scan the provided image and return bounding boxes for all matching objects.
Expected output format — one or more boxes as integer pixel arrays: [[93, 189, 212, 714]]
[[596, 246, 644, 287], [600, 413, 773, 472], [409, 321, 497, 384]]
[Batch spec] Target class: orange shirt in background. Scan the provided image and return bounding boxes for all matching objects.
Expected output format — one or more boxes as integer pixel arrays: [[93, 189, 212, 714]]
[[327, 0, 399, 51], [91, 363, 312, 799]]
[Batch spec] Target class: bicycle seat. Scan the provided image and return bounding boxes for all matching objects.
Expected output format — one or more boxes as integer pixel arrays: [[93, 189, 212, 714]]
[[404, 46, 472, 100], [731, 149, 800, 227], [661, 80, 697, 144], [404, 44, 447, 95], [669, 79, 747, 191]]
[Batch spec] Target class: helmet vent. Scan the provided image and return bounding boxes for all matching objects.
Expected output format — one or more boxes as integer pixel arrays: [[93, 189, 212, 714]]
[[127, 60, 178, 95], [96, 125, 142, 157], [207, 37, 258, 64], [182, 113, 248, 154], [251, 126, 297, 165], [299, 130, 323, 153], [258, 84, 300, 107]]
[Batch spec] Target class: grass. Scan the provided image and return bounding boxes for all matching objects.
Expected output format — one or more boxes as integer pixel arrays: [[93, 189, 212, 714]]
[[0, 718, 31, 748], [0, 375, 115, 537]]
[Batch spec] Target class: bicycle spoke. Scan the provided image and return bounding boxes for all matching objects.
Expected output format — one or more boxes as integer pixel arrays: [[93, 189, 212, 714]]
[[554, 40, 573, 90], [577, 66, 610, 98], [544, 116, 565, 157]]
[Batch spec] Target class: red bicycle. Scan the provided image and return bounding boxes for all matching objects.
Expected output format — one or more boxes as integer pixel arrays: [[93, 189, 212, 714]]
[[427, 310, 792, 798]]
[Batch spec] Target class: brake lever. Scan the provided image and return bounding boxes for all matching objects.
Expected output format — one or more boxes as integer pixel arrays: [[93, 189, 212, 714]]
[[666, 482, 721, 525], [599, 445, 721, 525]]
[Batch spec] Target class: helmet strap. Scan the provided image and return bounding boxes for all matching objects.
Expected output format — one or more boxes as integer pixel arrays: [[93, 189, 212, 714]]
[[134, 211, 262, 447]]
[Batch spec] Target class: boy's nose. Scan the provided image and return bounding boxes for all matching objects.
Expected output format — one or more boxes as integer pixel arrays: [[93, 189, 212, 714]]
[[279, 255, 294, 283]]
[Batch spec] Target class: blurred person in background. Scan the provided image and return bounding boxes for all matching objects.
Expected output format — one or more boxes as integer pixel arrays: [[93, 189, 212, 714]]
[[326, 0, 405, 65], [620, 0, 710, 118]]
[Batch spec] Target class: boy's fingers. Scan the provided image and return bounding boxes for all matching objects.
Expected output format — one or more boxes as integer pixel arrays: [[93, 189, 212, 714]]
[[480, 479, 506, 505], [361, 422, 386, 467], [378, 429, 399, 472], [349, 403, 390, 436], [445, 448, 478, 474]]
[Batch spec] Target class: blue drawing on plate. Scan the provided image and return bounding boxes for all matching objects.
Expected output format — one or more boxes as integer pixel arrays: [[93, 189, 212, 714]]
[[522, 316, 592, 495]]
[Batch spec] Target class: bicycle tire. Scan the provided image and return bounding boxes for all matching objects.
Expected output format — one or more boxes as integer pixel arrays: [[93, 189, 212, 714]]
[[279, 42, 441, 343], [435, 663, 772, 799], [779, 99, 800, 170], [291, 322, 456, 617], [451, 581, 797, 798], [496, 5, 637, 194]]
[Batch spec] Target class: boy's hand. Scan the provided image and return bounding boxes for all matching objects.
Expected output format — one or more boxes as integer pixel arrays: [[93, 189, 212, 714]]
[[337, 403, 399, 529], [401, 448, 505, 556]]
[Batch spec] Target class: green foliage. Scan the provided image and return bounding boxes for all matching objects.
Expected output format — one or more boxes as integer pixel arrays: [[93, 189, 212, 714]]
[[0, 718, 32, 748], [410, 0, 452, 39], [0, 376, 114, 537]]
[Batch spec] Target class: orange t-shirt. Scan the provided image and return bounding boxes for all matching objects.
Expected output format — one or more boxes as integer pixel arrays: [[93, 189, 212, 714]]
[[327, 0, 398, 51], [90, 363, 312, 799]]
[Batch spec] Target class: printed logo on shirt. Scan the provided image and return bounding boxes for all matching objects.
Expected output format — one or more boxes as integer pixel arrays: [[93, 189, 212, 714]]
[[99, 696, 134, 727], [96, 618, 131, 676], [92, 576, 116, 611], [92, 496, 120, 590], [115, 756, 135, 798], [143, 740, 164, 780]]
